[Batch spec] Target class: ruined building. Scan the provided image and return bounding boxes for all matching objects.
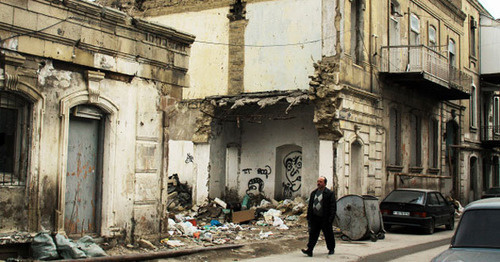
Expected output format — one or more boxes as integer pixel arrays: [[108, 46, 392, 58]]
[[2, 0, 499, 244], [1, 0, 194, 240], [119, 0, 496, 206]]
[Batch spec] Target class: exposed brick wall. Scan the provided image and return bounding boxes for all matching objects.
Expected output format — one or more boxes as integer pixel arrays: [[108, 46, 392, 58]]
[[228, 19, 247, 95]]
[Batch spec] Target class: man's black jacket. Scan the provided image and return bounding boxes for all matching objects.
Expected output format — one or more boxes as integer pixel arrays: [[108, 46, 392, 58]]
[[307, 187, 337, 223]]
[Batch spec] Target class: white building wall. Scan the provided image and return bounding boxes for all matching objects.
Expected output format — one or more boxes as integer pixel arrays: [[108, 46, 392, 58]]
[[148, 8, 230, 99], [481, 15, 500, 75], [238, 109, 319, 199], [244, 0, 322, 92]]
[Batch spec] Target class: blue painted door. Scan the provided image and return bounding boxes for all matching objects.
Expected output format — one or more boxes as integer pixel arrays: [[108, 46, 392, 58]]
[[65, 115, 101, 235]]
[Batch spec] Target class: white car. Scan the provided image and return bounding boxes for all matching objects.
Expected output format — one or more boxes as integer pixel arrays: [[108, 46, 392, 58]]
[[431, 197, 500, 262]]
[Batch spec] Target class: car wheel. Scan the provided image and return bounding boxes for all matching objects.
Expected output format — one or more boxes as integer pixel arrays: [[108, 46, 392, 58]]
[[445, 216, 454, 230], [425, 219, 435, 234]]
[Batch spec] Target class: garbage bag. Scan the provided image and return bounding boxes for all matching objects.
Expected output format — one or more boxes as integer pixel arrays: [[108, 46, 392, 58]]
[[55, 234, 87, 259], [31, 232, 59, 260], [76, 235, 107, 257]]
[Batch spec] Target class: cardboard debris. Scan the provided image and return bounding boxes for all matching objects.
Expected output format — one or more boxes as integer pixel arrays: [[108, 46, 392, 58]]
[[232, 210, 255, 223]]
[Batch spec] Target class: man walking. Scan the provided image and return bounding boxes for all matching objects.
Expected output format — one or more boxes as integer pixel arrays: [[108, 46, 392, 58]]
[[302, 176, 337, 257]]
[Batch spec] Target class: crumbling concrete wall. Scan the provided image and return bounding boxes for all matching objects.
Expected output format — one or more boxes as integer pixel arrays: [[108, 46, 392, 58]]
[[0, 0, 193, 241]]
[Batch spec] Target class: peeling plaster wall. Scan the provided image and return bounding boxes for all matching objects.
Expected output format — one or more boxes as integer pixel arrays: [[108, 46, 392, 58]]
[[238, 106, 319, 199], [147, 8, 230, 99], [244, 0, 322, 92], [208, 121, 241, 199], [0, 0, 192, 238]]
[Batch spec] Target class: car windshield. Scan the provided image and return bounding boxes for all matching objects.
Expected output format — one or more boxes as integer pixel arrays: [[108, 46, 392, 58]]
[[384, 191, 425, 205], [453, 209, 500, 249], [485, 188, 500, 194]]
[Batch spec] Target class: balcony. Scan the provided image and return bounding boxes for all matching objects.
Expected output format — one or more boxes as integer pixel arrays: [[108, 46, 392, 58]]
[[380, 45, 471, 100], [481, 126, 500, 148]]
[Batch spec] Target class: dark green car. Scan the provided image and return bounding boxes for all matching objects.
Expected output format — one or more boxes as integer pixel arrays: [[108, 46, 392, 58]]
[[380, 188, 455, 234]]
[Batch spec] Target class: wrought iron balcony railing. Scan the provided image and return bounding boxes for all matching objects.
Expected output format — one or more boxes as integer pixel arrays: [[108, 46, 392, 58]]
[[380, 45, 471, 99]]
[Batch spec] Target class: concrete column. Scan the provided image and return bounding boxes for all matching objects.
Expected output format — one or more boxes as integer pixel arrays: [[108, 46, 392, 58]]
[[319, 140, 336, 192]]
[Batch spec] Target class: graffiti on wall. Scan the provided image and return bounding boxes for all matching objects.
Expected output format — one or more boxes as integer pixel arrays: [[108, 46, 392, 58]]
[[185, 153, 194, 163], [246, 177, 264, 196], [282, 151, 302, 199], [242, 165, 272, 179]]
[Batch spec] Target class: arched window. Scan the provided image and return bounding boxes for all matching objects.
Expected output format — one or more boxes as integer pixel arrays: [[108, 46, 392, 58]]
[[449, 38, 456, 67], [428, 25, 437, 49], [410, 13, 420, 45], [0, 92, 31, 186]]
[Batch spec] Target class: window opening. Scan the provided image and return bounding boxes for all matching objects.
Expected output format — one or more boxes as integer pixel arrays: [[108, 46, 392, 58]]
[[449, 39, 456, 68], [389, 108, 401, 165], [428, 25, 437, 49], [351, 0, 364, 65], [470, 84, 476, 128], [429, 118, 439, 168], [0, 92, 31, 186], [410, 113, 421, 167], [410, 14, 420, 45], [470, 16, 477, 57]]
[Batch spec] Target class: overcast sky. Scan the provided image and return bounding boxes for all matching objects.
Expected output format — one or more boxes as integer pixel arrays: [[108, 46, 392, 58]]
[[479, 0, 500, 19]]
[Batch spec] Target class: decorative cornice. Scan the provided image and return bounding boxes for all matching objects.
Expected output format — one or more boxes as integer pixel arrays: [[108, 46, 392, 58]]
[[62, 0, 127, 24], [133, 19, 196, 45]]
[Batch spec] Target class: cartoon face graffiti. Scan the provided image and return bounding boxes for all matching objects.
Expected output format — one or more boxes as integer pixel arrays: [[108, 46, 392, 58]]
[[283, 151, 302, 198], [246, 177, 264, 196]]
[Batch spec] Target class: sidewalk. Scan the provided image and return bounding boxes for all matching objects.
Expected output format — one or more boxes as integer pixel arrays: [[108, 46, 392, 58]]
[[242, 227, 454, 262]]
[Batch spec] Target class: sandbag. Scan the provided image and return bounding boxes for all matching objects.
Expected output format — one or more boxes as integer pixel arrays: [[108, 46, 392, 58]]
[[76, 235, 107, 257], [31, 233, 59, 260], [55, 234, 87, 259]]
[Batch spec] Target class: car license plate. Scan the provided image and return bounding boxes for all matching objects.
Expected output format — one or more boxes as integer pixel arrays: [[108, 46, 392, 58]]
[[393, 211, 410, 216]]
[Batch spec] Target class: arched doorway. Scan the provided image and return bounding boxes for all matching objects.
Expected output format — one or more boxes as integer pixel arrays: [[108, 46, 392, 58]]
[[64, 105, 104, 235]]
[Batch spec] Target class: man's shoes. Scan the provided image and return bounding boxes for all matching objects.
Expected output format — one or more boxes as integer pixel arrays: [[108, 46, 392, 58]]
[[301, 249, 313, 257], [328, 250, 335, 255]]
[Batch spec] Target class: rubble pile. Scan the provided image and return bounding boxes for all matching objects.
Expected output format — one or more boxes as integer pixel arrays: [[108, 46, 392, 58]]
[[105, 197, 311, 254], [167, 174, 193, 212]]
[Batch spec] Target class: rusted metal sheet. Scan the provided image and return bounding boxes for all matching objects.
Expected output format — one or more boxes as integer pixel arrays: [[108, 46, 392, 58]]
[[65, 116, 101, 235]]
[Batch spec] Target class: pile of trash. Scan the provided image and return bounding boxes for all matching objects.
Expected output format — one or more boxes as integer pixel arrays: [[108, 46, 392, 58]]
[[156, 197, 309, 249], [167, 174, 193, 212], [31, 233, 107, 260]]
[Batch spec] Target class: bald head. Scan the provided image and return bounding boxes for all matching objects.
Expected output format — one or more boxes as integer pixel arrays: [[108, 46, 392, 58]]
[[317, 176, 327, 190]]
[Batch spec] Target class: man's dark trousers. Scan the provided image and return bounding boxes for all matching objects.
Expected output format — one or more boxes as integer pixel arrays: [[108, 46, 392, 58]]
[[307, 214, 336, 251]]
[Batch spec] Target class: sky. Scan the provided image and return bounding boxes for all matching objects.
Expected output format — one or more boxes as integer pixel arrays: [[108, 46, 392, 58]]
[[479, 0, 500, 19]]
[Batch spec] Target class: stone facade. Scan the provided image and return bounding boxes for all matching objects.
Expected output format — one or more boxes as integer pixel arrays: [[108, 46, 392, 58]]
[[0, 0, 193, 241]]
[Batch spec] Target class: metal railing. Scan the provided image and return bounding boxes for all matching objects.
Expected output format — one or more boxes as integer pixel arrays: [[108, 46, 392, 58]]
[[380, 45, 449, 80], [449, 66, 472, 93], [380, 45, 471, 94], [482, 125, 500, 142]]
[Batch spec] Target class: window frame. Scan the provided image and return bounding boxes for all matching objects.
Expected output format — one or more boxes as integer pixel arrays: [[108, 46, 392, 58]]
[[0, 92, 32, 186], [410, 13, 420, 45]]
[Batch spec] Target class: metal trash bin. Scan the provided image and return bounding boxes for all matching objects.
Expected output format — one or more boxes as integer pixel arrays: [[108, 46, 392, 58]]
[[335, 194, 385, 241]]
